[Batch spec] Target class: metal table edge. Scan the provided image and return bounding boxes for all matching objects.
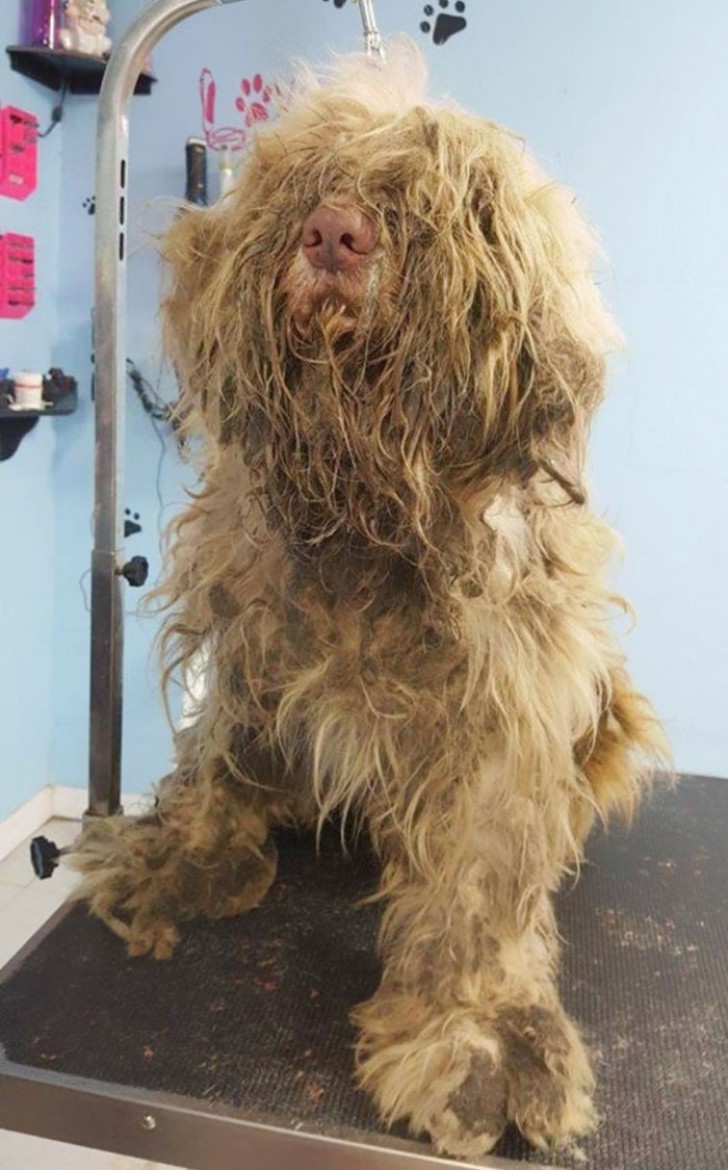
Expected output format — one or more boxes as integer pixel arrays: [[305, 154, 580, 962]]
[[0, 1057, 559, 1170]]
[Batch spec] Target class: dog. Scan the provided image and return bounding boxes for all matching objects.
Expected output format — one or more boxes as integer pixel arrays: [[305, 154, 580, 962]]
[[73, 41, 667, 1159]]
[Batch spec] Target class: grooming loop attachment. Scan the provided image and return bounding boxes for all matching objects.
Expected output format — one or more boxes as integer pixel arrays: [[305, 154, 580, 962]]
[[358, 0, 385, 60]]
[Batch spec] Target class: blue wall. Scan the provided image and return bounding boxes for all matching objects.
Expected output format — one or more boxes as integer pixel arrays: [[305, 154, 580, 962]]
[[0, 3, 62, 819], [1, 0, 726, 822]]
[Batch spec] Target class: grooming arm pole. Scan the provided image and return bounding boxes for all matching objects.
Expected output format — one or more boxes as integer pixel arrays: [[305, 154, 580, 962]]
[[88, 0, 241, 818]]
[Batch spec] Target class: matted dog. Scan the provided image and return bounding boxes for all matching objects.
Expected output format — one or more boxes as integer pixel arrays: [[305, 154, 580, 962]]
[[74, 41, 666, 1159]]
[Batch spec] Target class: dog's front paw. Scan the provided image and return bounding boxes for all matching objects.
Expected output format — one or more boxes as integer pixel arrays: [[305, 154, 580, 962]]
[[70, 814, 277, 959], [498, 1003, 597, 1149], [356, 996, 508, 1158], [356, 990, 597, 1158], [68, 815, 185, 958]]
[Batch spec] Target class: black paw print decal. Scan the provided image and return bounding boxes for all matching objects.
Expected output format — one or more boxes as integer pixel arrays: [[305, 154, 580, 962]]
[[322, 0, 348, 7], [421, 0, 467, 45], [83, 195, 96, 215], [124, 508, 142, 538]]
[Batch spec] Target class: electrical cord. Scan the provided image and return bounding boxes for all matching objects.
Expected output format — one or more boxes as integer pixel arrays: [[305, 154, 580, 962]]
[[126, 357, 177, 539], [127, 357, 189, 537], [78, 567, 91, 613], [79, 361, 179, 616], [38, 79, 69, 139], [126, 357, 177, 423]]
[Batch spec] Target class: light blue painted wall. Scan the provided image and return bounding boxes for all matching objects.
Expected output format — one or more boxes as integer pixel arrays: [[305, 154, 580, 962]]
[[1, 0, 726, 823], [0, 3, 63, 820]]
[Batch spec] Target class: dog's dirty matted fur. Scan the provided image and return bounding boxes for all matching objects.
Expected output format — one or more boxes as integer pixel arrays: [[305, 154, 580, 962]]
[[73, 40, 668, 1159]]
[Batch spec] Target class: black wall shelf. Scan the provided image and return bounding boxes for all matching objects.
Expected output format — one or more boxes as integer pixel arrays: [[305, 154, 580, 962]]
[[6, 46, 156, 96]]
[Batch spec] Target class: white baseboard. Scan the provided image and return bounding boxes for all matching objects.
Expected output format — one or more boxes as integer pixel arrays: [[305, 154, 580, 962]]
[[0, 786, 153, 863], [0, 787, 54, 864]]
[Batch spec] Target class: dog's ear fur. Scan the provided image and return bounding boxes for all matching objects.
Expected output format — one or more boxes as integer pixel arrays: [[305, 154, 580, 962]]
[[160, 204, 242, 443], [467, 136, 621, 501]]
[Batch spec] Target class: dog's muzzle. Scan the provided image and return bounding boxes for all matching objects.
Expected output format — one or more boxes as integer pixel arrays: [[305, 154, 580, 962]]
[[302, 204, 377, 275], [285, 203, 379, 326]]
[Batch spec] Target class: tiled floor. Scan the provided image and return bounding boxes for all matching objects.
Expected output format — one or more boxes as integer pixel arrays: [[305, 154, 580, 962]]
[[0, 819, 187, 1170]]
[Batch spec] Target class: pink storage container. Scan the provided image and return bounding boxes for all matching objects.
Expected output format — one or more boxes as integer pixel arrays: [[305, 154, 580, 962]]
[[0, 106, 39, 201], [0, 234, 36, 319]]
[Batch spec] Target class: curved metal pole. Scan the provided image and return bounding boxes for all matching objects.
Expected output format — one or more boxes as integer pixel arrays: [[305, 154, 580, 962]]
[[89, 0, 238, 817], [88, 0, 384, 818]]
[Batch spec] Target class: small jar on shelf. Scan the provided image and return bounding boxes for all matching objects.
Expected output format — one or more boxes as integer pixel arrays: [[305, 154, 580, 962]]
[[12, 371, 44, 410], [20, 0, 66, 49]]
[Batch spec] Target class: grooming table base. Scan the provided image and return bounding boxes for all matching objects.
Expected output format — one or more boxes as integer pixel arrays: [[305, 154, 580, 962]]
[[0, 776, 726, 1170]]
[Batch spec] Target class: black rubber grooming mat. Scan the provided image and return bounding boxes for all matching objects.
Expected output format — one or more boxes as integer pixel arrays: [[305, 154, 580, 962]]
[[1, 776, 727, 1168]]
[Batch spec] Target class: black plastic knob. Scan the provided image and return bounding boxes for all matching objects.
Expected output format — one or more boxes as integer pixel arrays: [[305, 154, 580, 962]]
[[30, 836, 61, 880], [120, 555, 149, 587]]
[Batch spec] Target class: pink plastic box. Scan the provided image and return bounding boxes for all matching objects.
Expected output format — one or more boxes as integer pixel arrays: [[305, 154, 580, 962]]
[[0, 106, 38, 201], [0, 233, 35, 318]]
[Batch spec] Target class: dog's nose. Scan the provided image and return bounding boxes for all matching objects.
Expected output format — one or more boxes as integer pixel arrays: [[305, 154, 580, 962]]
[[301, 205, 376, 273]]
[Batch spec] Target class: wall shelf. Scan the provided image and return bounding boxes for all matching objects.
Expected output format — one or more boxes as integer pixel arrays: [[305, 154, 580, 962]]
[[5, 46, 156, 96], [0, 374, 78, 461]]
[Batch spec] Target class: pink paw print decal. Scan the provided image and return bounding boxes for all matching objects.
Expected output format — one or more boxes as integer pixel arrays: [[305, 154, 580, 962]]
[[235, 75, 274, 127], [199, 67, 281, 153]]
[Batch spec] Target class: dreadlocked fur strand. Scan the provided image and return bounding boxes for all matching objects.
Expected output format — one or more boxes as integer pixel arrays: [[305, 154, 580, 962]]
[[71, 39, 668, 1158]]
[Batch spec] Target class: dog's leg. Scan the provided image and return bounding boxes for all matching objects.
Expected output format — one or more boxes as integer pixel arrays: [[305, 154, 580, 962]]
[[580, 666, 668, 826], [70, 729, 290, 959], [355, 799, 595, 1158]]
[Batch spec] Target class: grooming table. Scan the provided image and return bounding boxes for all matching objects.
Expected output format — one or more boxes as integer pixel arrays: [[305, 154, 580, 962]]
[[0, 775, 726, 1170]]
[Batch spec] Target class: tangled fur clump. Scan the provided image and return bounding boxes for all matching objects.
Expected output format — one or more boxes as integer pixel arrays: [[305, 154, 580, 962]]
[[72, 40, 668, 1159]]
